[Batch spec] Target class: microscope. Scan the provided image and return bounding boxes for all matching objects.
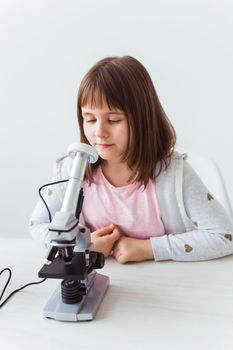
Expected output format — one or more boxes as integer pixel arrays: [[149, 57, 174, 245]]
[[39, 143, 109, 321]]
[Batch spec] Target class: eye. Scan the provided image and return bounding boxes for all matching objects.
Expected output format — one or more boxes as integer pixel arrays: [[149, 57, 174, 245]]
[[109, 119, 121, 123], [84, 119, 96, 123]]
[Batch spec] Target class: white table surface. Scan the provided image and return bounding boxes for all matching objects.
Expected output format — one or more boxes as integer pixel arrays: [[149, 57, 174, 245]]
[[0, 238, 233, 350]]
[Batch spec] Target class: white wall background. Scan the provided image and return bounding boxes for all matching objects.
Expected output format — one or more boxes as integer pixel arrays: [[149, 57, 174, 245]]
[[0, 0, 232, 238]]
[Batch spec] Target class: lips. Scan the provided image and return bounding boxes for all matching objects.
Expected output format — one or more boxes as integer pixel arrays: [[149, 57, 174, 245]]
[[96, 143, 114, 147]]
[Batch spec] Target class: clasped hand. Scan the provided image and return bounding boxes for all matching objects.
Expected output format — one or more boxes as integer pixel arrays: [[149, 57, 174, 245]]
[[91, 224, 154, 264]]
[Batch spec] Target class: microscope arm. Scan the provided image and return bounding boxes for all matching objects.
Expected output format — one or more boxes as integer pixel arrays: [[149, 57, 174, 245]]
[[44, 143, 98, 264]]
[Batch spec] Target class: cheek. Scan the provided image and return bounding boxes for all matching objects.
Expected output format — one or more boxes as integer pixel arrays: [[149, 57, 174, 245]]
[[83, 124, 92, 140], [119, 124, 129, 144]]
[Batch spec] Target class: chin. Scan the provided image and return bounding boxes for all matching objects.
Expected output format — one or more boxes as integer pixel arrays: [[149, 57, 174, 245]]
[[98, 154, 111, 161]]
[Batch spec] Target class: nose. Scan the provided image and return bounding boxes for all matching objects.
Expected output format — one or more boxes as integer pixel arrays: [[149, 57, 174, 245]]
[[95, 121, 108, 138]]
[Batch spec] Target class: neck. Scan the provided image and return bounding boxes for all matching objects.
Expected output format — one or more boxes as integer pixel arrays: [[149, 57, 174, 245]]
[[101, 161, 135, 187]]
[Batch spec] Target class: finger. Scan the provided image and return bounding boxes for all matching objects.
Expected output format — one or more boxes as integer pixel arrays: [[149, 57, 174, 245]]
[[116, 254, 128, 264], [109, 229, 121, 241], [112, 249, 125, 264], [92, 224, 115, 237]]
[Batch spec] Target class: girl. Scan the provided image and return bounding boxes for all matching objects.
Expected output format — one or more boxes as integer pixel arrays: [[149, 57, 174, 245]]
[[29, 56, 233, 263]]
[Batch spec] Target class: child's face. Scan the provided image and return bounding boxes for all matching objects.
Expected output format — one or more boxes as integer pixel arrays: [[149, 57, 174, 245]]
[[81, 102, 129, 165]]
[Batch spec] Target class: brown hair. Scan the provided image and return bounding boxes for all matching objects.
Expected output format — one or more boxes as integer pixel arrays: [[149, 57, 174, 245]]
[[77, 56, 176, 186]]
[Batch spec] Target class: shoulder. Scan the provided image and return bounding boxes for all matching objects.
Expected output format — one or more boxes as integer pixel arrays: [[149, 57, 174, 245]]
[[170, 152, 201, 184], [156, 151, 187, 178], [155, 151, 195, 191], [171, 151, 187, 161]]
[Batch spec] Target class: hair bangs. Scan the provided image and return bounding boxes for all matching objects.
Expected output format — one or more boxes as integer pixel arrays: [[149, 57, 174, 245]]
[[79, 70, 124, 112]]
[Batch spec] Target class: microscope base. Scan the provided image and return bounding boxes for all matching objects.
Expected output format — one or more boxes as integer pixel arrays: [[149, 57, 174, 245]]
[[43, 273, 109, 321]]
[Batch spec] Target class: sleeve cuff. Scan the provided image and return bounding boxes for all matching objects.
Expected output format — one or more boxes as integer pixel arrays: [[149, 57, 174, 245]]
[[150, 235, 172, 261]]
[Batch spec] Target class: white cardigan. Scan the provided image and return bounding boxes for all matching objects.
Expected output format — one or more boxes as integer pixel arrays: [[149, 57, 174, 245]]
[[29, 152, 233, 261]]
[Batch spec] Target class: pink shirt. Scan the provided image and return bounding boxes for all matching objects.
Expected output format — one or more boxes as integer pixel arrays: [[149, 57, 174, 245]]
[[82, 167, 165, 239]]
